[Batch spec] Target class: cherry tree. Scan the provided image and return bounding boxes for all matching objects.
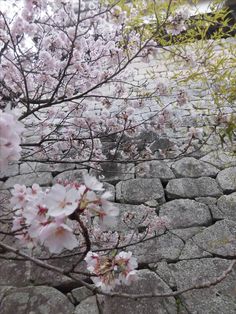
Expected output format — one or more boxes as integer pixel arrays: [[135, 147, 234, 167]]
[[0, 0, 235, 298]]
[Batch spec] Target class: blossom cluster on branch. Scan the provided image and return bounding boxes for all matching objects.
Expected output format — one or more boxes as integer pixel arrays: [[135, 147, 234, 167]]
[[11, 174, 119, 253]]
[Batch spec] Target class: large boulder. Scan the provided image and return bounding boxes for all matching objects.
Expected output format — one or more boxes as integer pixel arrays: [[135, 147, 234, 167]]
[[159, 199, 212, 229], [116, 178, 165, 205], [166, 177, 223, 200], [171, 157, 219, 178], [0, 286, 75, 314], [97, 269, 177, 314], [216, 167, 236, 193]]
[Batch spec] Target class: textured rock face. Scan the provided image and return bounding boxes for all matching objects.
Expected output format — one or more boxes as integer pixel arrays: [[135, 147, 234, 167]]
[[97, 270, 177, 314], [53, 169, 88, 183], [217, 193, 236, 221], [192, 220, 236, 256], [166, 177, 223, 199], [169, 258, 236, 314], [171, 157, 219, 178], [3, 172, 53, 189], [216, 167, 236, 193], [130, 232, 184, 264], [74, 296, 99, 314], [159, 199, 212, 229], [0, 286, 75, 314], [136, 160, 175, 182], [116, 178, 165, 204]]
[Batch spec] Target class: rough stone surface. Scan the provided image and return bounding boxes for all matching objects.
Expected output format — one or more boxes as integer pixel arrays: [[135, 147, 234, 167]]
[[0, 163, 19, 178], [171, 157, 219, 178], [3, 172, 53, 189], [169, 258, 236, 314], [70, 285, 94, 304], [97, 269, 177, 314], [192, 220, 236, 257], [130, 232, 184, 264], [74, 296, 99, 314], [116, 178, 165, 204], [170, 227, 206, 241], [159, 199, 212, 229], [20, 161, 76, 174], [136, 160, 175, 182], [216, 167, 236, 193], [179, 238, 212, 259], [166, 177, 223, 200], [216, 193, 236, 221], [0, 286, 74, 314], [0, 259, 31, 287], [90, 163, 135, 184], [53, 169, 88, 183], [200, 151, 236, 169]]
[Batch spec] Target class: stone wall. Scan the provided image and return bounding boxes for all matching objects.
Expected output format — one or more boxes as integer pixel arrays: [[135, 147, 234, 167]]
[[0, 37, 236, 313]]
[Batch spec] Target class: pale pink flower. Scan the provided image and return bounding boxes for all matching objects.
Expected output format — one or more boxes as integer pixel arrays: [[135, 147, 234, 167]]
[[39, 220, 79, 253], [85, 250, 138, 292], [83, 174, 104, 191], [45, 184, 79, 217]]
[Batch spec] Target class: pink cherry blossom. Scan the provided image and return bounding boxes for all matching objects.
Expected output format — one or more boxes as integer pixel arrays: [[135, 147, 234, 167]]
[[85, 250, 137, 292], [39, 219, 79, 254], [45, 184, 79, 217]]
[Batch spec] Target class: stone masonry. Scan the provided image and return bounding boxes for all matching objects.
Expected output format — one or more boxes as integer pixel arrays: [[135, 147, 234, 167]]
[[1, 152, 236, 313], [0, 36, 236, 314]]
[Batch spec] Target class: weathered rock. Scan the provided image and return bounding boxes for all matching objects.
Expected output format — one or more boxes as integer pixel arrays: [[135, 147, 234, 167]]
[[97, 269, 177, 314], [0, 163, 19, 178], [216, 167, 236, 193], [170, 227, 206, 242], [113, 203, 163, 236], [200, 151, 236, 169], [20, 161, 76, 174], [159, 199, 212, 229], [116, 178, 165, 205], [179, 238, 212, 259], [74, 296, 99, 314], [169, 258, 236, 314], [0, 286, 74, 314], [192, 220, 236, 257], [195, 197, 217, 205], [0, 259, 31, 287], [70, 285, 94, 304], [53, 169, 88, 183], [90, 163, 135, 185], [3, 172, 53, 189], [136, 160, 175, 182], [130, 232, 184, 264], [171, 157, 219, 178], [216, 193, 236, 221], [166, 177, 223, 200]]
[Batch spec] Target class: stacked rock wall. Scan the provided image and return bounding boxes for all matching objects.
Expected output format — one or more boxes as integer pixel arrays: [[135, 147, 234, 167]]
[[1, 37, 236, 313]]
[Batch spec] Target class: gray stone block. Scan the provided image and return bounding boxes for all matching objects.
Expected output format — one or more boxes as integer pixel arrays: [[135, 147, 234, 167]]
[[74, 296, 99, 314], [136, 160, 175, 182], [169, 258, 236, 314], [53, 169, 88, 183], [116, 178, 165, 205], [166, 177, 223, 200], [171, 157, 219, 178], [0, 286, 74, 314], [130, 232, 184, 264], [192, 219, 236, 257], [97, 269, 177, 314], [217, 193, 236, 221], [216, 167, 236, 193], [3, 172, 53, 189], [159, 199, 212, 229]]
